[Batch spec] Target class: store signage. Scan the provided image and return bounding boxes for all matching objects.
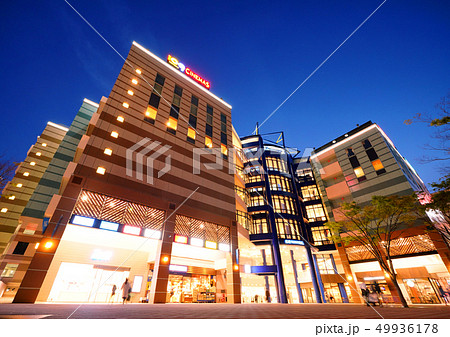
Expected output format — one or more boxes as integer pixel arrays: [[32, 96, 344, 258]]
[[91, 249, 113, 262], [167, 54, 211, 90], [284, 239, 304, 246], [169, 264, 188, 273]]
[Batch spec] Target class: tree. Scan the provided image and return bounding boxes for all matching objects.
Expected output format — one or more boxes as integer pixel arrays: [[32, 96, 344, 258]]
[[404, 93, 450, 173], [0, 154, 17, 194], [421, 174, 450, 248], [327, 195, 422, 308]]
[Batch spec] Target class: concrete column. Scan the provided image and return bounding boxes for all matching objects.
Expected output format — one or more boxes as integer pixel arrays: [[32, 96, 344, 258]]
[[148, 215, 175, 304], [226, 222, 241, 303], [336, 245, 362, 303]]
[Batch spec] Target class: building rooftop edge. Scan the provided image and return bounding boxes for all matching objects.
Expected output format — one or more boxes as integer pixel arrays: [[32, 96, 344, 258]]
[[47, 121, 69, 132], [83, 98, 99, 108], [132, 41, 232, 110]]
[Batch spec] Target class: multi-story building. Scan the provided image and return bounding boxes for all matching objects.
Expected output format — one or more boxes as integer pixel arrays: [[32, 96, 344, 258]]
[[310, 121, 450, 305], [0, 99, 98, 302], [11, 42, 240, 304]]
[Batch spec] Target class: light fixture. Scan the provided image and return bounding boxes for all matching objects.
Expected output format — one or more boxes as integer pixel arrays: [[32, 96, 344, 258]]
[[127, 90, 134, 96], [23, 172, 30, 177], [36, 152, 42, 156], [44, 241, 53, 249], [205, 241, 217, 249], [161, 256, 170, 264], [135, 69, 142, 75], [123, 225, 141, 235], [190, 238, 204, 247], [174, 235, 188, 244], [104, 148, 113, 156], [81, 195, 88, 201], [35, 243, 39, 249], [1, 208, 8, 213], [111, 131, 119, 138], [117, 116, 124, 123], [122, 102, 129, 108], [30, 161, 36, 166], [347, 275, 353, 281], [16, 183, 23, 188], [96, 167, 106, 175], [8, 195, 15, 200], [42, 143, 47, 147], [384, 273, 390, 278], [233, 264, 239, 271], [132, 79, 138, 85]]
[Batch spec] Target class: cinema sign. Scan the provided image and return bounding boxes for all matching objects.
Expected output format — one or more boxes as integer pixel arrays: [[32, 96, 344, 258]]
[[167, 54, 211, 90]]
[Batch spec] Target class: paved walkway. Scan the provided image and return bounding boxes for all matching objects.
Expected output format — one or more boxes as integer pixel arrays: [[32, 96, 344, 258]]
[[0, 303, 449, 319]]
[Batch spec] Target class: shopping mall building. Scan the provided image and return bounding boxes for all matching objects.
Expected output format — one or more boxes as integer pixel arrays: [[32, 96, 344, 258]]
[[0, 42, 449, 305]]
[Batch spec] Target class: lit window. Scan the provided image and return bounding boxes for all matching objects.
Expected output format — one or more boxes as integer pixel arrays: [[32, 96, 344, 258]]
[[144, 229, 161, 239], [111, 131, 119, 138], [167, 117, 177, 130], [104, 148, 113, 156], [145, 106, 157, 120], [122, 102, 129, 108], [174, 235, 188, 244], [8, 195, 15, 200], [96, 167, 106, 175], [205, 241, 217, 249], [16, 183, 23, 188], [354, 167, 365, 178], [1, 208, 8, 213], [218, 243, 230, 252], [123, 225, 141, 235], [135, 69, 142, 75], [30, 161, 36, 166], [42, 143, 47, 147], [100, 221, 119, 232], [187, 127, 196, 140], [36, 152, 41, 156], [1, 264, 18, 277], [190, 238, 204, 247], [205, 136, 213, 148], [23, 172, 30, 177], [117, 116, 124, 123], [372, 159, 384, 171], [221, 144, 228, 156], [132, 79, 138, 85], [71, 215, 95, 227], [127, 90, 134, 96]]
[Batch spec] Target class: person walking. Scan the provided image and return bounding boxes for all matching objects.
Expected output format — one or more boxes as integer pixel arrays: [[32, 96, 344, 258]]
[[121, 278, 132, 304], [110, 284, 117, 303]]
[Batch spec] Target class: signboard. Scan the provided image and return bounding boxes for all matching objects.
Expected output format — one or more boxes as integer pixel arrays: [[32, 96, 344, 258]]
[[167, 54, 211, 89]]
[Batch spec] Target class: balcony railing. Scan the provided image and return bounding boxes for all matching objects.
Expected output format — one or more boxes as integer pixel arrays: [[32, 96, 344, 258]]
[[235, 185, 249, 205], [236, 210, 252, 231]]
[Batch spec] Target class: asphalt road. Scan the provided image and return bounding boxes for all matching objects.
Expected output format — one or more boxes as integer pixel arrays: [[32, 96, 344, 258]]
[[0, 303, 449, 319]]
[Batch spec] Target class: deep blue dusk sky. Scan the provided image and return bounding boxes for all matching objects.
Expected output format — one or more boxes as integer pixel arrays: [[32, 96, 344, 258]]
[[0, 1, 449, 187]]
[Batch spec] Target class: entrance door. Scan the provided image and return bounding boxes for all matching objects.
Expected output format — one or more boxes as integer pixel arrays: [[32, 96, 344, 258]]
[[48, 262, 129, 302]]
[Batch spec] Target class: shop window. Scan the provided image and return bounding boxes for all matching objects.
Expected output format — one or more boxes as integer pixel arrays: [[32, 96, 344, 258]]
[[145, 106, 157, 124], [205, 136, 213, 148], [13, 241, 29, 255], [167, 117, 177, 134], [1, 264, 18, 277]]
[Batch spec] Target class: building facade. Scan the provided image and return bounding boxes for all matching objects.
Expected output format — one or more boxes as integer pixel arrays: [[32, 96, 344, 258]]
[[310, 121, 450, 305], [10, 42, 240, 304]]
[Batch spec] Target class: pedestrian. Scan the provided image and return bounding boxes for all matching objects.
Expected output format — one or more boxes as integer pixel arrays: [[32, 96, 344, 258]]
[[121, 278, 132, 304], [438, 286, 449, 305], [110, 284, 117, 303]]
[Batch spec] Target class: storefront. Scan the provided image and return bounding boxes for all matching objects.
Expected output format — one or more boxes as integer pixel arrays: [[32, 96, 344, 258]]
[[167, 273, 217, 303], [403, 278, 440, 304], [47, 262, 130, 303]]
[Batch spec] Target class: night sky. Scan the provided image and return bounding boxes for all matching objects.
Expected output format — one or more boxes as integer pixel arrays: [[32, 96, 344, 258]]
[[1, 1, 449, 187]]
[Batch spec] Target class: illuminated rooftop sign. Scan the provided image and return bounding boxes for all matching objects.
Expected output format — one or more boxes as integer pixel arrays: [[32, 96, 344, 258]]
[[167, 55, 211, 90]]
